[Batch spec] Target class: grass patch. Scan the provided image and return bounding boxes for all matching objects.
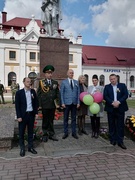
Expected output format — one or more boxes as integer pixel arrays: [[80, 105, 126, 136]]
[[127, 99, 135, 109]]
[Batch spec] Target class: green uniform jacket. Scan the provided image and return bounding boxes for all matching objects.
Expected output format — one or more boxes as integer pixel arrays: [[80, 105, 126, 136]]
[[37, 79, 60, 109], [10, 84, 19, 93]]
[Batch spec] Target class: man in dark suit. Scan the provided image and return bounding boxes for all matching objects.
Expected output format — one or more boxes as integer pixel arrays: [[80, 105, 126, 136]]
[[60, 69, 80, 139], [103, 74, 128, 149], [37, 65, 60, 142], [15, 77, 38, 157]]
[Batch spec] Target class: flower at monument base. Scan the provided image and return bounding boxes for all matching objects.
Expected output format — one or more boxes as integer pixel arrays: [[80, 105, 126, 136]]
[[100, 127, 109, 140], [125, 115, 135, 139], [38, 113, 43, 118], [33, 121, 43, 140], [55, 111, 63, 120], [38, 110, 63, 120]]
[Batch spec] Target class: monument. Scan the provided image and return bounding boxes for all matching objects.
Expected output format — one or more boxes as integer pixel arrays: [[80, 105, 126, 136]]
[[38, 0, 69, 82], [41, 0, 62, 37]]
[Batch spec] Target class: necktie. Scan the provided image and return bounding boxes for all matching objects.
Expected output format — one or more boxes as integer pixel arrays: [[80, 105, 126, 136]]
[[70, 80, 73, 90], [48, 80, 51, 85]]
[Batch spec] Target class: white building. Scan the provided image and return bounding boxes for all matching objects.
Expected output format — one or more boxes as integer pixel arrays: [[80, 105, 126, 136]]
[[0, 12, 135, 93]]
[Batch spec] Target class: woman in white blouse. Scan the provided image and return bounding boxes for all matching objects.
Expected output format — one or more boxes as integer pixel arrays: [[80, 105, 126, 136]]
[[88, 75, 104, 138]]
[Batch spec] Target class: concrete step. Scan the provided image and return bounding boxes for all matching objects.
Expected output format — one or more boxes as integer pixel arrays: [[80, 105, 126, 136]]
[[0, 106, 15, 150]]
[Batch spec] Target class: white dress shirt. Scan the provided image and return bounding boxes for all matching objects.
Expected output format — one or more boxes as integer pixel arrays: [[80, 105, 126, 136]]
[[68, 78, 74, 87], [25, 89, 33, 112], [112, 85, 117, 101]]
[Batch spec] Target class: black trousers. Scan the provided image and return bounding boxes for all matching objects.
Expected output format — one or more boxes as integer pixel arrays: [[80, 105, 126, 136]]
[[107, 109, 125, 144], [42, 108, 55, 137], [90, 115, 100, 133], [19, 112, 35, 150]]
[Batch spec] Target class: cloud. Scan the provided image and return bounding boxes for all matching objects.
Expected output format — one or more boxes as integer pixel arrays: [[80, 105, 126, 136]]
[[90, 0, 135, 47], [60, 14, 89, 38], [0, 0, 89, 40], [3, 0, 42, 20]]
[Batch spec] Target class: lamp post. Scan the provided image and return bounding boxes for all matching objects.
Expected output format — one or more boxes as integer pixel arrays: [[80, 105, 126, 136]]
[[123, 68, 131, 88]]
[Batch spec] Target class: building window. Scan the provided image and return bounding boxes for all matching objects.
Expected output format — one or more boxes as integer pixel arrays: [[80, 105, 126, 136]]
[[130, 76, 134, 88], [99, 75, 105, 86], [9, 51, 16, 60], [117, 75, 120, 83], [30, 52, 36, 61], [8, 72, 16, 86], [69, 54, 73, 63], [37, 52, 40, 61]]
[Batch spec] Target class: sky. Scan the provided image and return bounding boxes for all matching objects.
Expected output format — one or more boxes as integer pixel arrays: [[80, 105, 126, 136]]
[[0, 0, 135, 47]]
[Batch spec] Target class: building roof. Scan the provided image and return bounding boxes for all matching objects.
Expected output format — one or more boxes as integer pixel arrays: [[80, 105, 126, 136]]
[[82, 45, 135, 67], [3, 17, 43, 28]]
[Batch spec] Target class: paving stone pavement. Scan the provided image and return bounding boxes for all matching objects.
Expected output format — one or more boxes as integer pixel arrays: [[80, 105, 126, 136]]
[[0, 103, 135, 179]]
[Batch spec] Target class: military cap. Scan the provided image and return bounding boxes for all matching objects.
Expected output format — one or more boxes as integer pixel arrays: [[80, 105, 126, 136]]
[[43, 65, 55, 73]]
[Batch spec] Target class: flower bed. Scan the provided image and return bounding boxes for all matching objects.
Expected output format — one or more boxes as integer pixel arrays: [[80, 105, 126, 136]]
[[100, 127, 109, 140], [125, 115, 135, 141], [38, 110, 63, 121]]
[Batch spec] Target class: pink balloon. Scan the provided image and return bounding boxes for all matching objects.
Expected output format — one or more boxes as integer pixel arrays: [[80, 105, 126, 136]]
[[80, 92, 88, 101], [93, 92, 103, 103]]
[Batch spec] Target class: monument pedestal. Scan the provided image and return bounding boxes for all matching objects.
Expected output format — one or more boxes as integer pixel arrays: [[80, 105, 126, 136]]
[[38, 37, 69, 82]]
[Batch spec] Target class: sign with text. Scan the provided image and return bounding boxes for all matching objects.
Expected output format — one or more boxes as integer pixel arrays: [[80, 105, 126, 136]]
[[104, 69, 120, 73]]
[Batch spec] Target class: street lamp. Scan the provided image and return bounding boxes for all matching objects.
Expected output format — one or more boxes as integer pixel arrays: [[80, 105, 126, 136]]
[[123, 68, 131, 88]]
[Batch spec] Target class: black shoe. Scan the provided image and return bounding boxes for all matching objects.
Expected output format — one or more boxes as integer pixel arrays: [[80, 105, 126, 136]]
[[95, 132, 99, 138], [72, 134, 78, 139], [110, 142, 116, 146], [42, 136, 48, 142], [20, 149, 25, 157], [28, 148, 37, 154], [82, 130, 88, 135], [49, 136, 58, 141], [78, 130, 82, 136], [62, 134, 68, 139], [118, 143, 127, 149]]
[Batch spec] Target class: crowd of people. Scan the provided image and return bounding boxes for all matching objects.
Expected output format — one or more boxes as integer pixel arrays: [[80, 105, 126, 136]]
[[1, 64, 129, 157]]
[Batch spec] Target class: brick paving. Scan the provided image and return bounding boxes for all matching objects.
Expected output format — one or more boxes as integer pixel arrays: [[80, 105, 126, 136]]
[[0, 99, 135, 179], [1, 150, 135, 180]]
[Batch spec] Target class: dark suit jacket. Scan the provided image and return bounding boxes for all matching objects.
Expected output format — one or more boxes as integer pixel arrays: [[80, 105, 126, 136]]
[[15, 88, 38, 119], [103, 83, 128, 113]]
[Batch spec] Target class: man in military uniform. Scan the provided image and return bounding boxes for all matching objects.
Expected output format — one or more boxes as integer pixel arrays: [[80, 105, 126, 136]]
[[37, 65, 60, 142], [0, 80, 5, 104], [10, 81, 19, 104]]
